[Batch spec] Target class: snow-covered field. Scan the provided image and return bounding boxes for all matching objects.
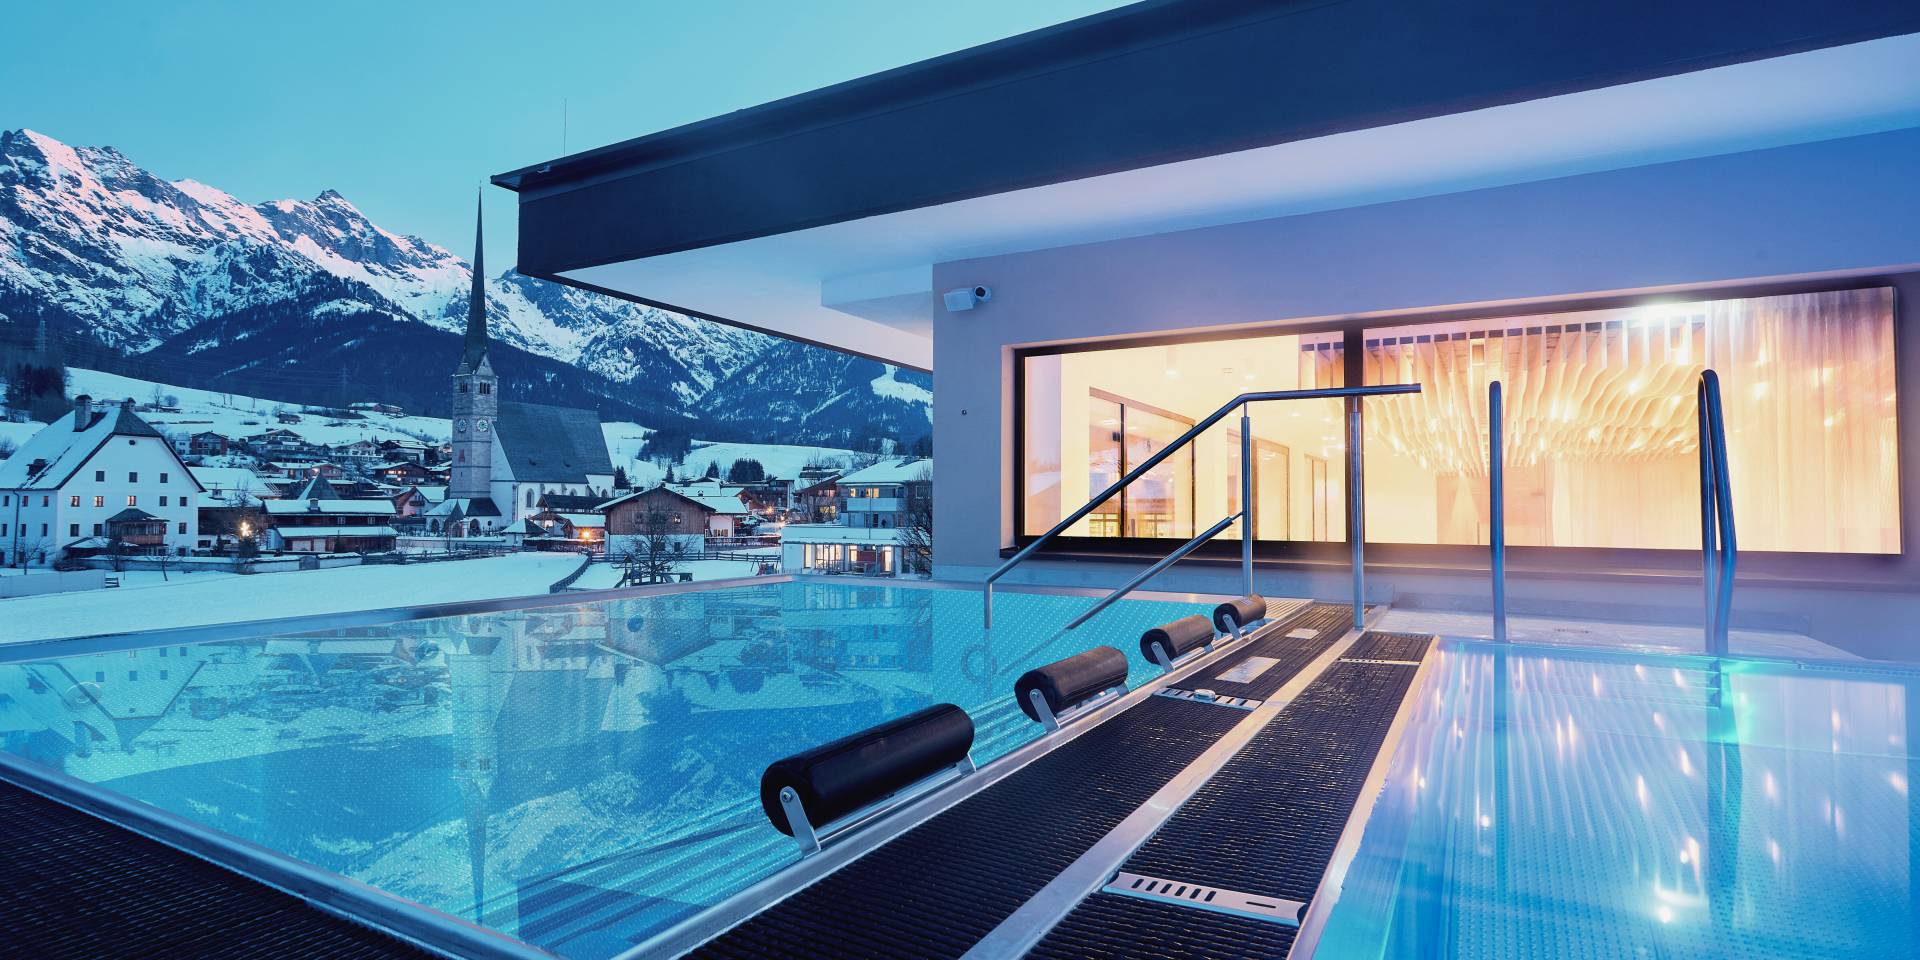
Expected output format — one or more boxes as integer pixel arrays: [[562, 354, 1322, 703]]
[[67, 367, 452, 448], [0, 553, 584, 645], [20, 369, 874, 483], [0, 419, 42, 452]]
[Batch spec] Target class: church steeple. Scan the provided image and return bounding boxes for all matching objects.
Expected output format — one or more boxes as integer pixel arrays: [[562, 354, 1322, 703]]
[[449, 192, 500, 510], [461, 192, 489, 371]]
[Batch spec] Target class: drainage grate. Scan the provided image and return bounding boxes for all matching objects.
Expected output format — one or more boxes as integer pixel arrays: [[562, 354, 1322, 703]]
[[1154, 689, 1260, 710], [1103, 871, 1305, 925], [1025, 892, 1297, 960]]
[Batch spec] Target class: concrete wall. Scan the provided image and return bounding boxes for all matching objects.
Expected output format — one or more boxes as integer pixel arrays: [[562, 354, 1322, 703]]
[[0, 569, 108, 598], [930, 127, 1920, 659]]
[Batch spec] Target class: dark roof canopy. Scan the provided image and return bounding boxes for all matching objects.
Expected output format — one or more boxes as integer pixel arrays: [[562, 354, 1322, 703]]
[[495, 0, 1920, 276], [496, 402, 614, 483]]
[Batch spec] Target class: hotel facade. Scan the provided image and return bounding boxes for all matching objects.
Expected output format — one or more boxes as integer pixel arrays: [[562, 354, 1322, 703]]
[[496, 1, 1920, 659]]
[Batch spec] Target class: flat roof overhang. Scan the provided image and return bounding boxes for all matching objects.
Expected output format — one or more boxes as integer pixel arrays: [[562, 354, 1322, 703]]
[[494, 0, 1920, 368]]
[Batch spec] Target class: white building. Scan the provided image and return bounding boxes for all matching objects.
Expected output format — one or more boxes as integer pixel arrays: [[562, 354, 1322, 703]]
[[0, 396, 204, 567], [780, 523, 903, 576], [493, 9, 1920, 656], [835, 458, 931, 530]]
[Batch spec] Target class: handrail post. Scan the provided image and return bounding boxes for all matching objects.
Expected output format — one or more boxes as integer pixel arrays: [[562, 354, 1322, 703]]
[[1697, 378, 1720, 650], [1697, 370, 1736, 657], [1489, 380, 1507, 643], [1240, 404, 1254, 598], [1347, 395, 1365, 630]]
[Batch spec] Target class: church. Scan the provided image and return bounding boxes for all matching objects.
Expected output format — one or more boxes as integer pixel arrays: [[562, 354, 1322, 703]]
[[427, 201, 615, 539]]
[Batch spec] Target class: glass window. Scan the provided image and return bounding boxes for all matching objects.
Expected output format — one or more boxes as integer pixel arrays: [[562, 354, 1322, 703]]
[[1361, 287, 1898, 553], [1022, 332, 1344, 542]]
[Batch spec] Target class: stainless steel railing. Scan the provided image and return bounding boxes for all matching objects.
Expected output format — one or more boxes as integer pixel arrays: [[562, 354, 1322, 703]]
[[1486, 372, 1737, 652], [1488, 380, 1508, 643], [985, 383, 1422, 632], [1697, 369, 1737, 655]]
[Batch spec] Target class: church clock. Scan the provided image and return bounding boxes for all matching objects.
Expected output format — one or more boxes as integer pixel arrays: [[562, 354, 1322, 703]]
[[455, 419, 467, 433]]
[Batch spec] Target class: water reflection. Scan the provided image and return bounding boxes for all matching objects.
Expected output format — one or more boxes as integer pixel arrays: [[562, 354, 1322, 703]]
[[1319, 643, 1920, 959], [0, 582, 1201, 959]]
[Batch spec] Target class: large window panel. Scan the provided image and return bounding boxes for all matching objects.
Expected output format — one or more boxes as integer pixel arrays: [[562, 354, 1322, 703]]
[[1021, 333, 1345, 542], [1362, 287, 1899, 553]]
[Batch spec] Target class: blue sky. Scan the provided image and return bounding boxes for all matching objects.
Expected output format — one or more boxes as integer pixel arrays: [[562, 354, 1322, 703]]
[[4, 0, 1126, 271]]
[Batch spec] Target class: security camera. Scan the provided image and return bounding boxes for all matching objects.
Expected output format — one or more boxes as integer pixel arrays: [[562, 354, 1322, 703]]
[[943, 285, 991, 312]]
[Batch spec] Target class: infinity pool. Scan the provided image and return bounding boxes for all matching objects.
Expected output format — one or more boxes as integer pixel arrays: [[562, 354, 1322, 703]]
[[0, 580, 1210, 959], [1316, 642, 1920, 959]]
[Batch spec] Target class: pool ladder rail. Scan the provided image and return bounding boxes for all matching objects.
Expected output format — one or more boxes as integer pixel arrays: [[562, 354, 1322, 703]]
[[1486, 370, 1737, 653], [984, 384, 1422, 634]]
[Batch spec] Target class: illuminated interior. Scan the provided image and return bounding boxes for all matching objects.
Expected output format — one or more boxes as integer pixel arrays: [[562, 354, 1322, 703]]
[[1020, 286, 1898, 554], [1363, 287, 1898, 553], [1022, 332, 1346, 541]]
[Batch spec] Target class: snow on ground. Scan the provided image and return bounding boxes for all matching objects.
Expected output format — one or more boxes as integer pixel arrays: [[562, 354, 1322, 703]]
[[871, 366, 934, 411], [65, 368, 451, 448], [601, 421, 652, 465], [0, 553, 584, 645], [0, 420, 41, 452], [680, 441, 869, 481]]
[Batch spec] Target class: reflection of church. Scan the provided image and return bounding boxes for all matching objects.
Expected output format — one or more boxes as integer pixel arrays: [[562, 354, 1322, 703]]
[[427, 203, 615, 539]]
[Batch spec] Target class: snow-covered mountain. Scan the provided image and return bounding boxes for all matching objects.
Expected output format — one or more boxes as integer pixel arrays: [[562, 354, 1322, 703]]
[[0, 129, 927, 444]]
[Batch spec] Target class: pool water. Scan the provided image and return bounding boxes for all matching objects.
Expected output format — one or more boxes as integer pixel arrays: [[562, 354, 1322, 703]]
[[0, 581, 1208, 959], [1316, 642, 1920, 959]]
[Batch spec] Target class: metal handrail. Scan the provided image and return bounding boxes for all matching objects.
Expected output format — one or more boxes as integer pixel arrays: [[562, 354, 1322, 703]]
[[1488, 380, 1507, 643], [1697, 369, 1737, 655], [1062, 512, 1243, 631], [984, 383, 1422, 630]]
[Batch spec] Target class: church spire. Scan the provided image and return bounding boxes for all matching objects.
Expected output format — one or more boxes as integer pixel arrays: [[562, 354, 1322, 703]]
[[461, 191, 489, 369]]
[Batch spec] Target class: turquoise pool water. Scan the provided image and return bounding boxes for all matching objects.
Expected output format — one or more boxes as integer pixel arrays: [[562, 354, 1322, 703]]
[[0, 581, 1208, 959], [1316, 642, 1920, 959]]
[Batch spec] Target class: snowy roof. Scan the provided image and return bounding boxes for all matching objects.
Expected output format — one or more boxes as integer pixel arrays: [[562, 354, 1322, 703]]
[[837, 457, 932, 485], [0, 402, 199, 492], [553, 512, 606, 527], [190, 465, 262, 489], [685, 494, 750, 515], [424, 496, 502, 518], [262, 499, 396, 516], [398, 485, 447, 502], [496, 401, 613, 483], [276, 525, 399, 539], [107, 508, 161, 523], [597, 486, 747, 515], [780, 523, 907, 544]]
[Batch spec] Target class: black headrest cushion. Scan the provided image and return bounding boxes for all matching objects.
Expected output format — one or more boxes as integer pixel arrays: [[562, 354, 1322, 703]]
[[1140, 614, 1216, 663], [1014, 645, 1128, 722], [760, 703, 973, 836], [1213, 595, 1268, 631]]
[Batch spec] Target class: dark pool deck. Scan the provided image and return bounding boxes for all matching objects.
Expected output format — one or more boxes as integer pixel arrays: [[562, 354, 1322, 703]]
[[0, 777, 439, 960], [1, 601, 1436, 960]]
